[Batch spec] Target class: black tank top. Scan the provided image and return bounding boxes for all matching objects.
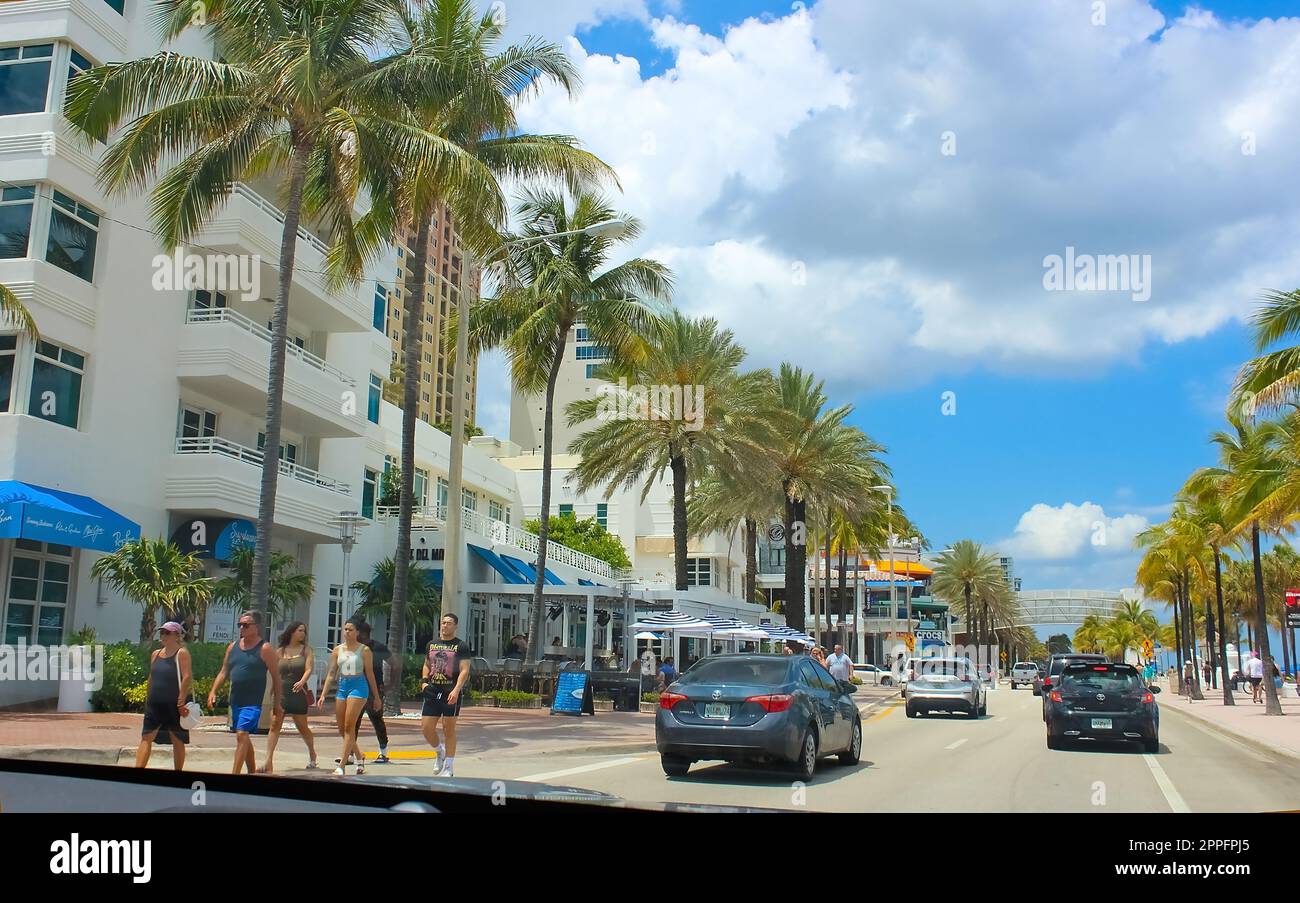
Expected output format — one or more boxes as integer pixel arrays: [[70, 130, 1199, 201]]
[[148, 649, 181, 705]]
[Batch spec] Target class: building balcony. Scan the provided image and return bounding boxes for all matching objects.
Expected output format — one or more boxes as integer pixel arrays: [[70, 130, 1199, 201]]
[[191, 183, 372, 334], [166, 436, 354, 543], [0, 0, 129, 62], [177, 308, 367, 438]]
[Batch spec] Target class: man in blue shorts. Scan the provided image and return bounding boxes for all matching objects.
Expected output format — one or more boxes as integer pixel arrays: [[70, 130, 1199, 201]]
[[209, 611, 283, 774], [421, 613, 471, 777]]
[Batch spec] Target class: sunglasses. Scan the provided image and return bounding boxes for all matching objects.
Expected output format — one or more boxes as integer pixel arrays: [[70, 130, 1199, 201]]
[[239, 622, 254, 629]]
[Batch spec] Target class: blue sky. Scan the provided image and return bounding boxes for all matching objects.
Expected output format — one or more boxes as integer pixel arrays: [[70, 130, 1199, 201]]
[[483, 0, 1300, 593]]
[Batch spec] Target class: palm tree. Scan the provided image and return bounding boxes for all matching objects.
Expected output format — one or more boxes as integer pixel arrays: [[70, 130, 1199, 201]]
[[465, 189, 671, 663], [932, 540, 1006, 662], [1181, 473, 1238, 703], [89, 539, 210, 643], [66, 0, 474, 621], [1099, 618, 1143, 663], [1233, 288, 1300, 415], [829, 508, 890, 649], [766, 365, 889, 633], [209, 544, 315, 628], [688, 462, 777, 605], [1074, 613, 1106, 655], [351, 557, 441, 652], [0, 284, 38, 340], [376, 0, 614, 702], [568, 314, 774, 590]]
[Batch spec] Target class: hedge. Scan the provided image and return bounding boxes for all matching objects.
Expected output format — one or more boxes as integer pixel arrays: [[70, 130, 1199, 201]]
[[93, 641, 238, 713]]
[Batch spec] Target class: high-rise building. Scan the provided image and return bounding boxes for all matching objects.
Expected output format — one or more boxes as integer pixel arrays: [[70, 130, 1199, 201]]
[[386, 204, 479, 427], [509, 321, 607, 453]]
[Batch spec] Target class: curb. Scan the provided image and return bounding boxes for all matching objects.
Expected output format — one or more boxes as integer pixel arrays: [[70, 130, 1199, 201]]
[[1162, 702, 1300, 764]]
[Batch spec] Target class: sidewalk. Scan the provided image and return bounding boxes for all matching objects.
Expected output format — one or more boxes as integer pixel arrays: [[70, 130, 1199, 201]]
[[1157, 679, 1300, 762]]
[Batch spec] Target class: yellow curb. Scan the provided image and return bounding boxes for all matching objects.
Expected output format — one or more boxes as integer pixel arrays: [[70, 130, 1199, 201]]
[[865, 704, 900, 724]]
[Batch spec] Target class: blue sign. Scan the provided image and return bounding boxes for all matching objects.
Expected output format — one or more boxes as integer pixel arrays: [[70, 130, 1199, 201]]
[[170, 518, 256, 561], [0, 481, 141, 552], [214, 520, 257, 560], [551, 670, 594, 717]]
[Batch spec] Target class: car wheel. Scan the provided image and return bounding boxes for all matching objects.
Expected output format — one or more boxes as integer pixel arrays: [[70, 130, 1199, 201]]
[[1143, 736, 1159, 754], [969, 700, 980, 718], [905, 704, 918, 718], [1046, 730, 1061, 750], [839, 718, 862, 766], [660, 755, 691, 777], [882, 677, 892, 686], [793, 728, 818, 781], [1032, 687, 1041, 697]]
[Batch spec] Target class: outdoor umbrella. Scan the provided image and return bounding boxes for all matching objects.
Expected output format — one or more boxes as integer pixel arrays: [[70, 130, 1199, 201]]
[[629, 611, 714, 632]]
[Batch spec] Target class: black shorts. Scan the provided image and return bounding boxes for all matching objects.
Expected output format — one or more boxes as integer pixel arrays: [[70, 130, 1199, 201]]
[[1250, 677, 1263, 687], [142, 701, 189, 745], [421, 686, 462, 718]]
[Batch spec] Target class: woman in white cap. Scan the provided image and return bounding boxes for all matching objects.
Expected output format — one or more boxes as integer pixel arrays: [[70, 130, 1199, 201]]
[[135, 620, 193, 771]]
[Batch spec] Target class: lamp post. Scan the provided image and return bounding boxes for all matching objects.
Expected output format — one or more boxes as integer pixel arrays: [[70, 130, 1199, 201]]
[[335, 511, 363, 618], [870, 485, 898, 655], [440, 219, 631, 628]]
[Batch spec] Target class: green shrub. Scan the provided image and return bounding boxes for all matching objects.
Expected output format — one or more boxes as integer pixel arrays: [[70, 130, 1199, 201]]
[[850, 676, 863, 686], [122, 681, 149, 711], [594, 692, 613, 701], [190, 676, 230, 715], [91, 642, 147, 712], [641, 692, 660, 704], [488, 690, 542, 706]]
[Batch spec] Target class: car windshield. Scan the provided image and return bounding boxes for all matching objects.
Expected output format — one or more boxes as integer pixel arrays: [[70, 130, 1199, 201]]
[[677, 658, 791, 686], [914, 659, 971, 677], [1061, 668, 1143, 691]]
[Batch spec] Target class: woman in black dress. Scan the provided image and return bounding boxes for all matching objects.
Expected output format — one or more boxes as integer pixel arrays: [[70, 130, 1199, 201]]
[[135, 621, 192, 771], [262, 621, 318, 772]]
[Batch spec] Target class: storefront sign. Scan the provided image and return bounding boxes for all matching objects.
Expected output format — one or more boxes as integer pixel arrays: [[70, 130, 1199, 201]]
[[551, 670, 595, 717]]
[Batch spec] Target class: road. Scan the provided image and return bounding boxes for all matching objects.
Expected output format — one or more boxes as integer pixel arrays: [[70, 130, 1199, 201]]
[[371, 687, 1300, 812]]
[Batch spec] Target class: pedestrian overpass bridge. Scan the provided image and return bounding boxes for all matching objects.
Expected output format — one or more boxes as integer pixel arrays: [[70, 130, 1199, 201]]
[[1009, 590, 1127, 627]]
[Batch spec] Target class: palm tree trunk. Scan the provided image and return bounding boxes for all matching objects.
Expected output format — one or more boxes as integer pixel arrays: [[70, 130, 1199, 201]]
[[1172, 596, 1183, 686], [139, 607, 155, 646], [670, 454, 688, 591], [744, 516, 757, 606], [838, 545, 848, 648], [812, 533, 821, 640], [824, 533, 832, 644], [1252, 522, 1284, 715], [784, 488, 806, 632], [1214, 550, 1233, 705], [250, 138, 311, 619], [526, 335, 568, 665], [387, 213, 431, 711], [1184, 571, 1204, 700]]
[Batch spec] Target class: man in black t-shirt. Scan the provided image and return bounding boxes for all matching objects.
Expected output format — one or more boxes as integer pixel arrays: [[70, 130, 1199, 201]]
[[354, 622, 391, 763], [421, 613, 472, 777]]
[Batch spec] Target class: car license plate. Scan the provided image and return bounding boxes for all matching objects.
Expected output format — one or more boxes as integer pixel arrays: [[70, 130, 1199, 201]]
[[1091, 718, 1112, 730], [704, 703, 729, 719]]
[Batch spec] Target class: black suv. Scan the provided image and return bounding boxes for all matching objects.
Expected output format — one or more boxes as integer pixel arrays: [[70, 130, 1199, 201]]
[[1040, 653, 1108, 718], [1044, 661, 1160, 752]]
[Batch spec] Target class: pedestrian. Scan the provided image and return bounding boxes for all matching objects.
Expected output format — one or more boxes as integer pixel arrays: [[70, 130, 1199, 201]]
[[1247, 651, 1265, 703], [782, 643, 795, 656], [421, 613, 472, 777], [262, 621, 318, 773], [352, 621, 391, 765], [658, 656, 679, 689], [317, 619, 382, 777], [1203, 661, 1213, 688], [504, 634, 525, 660], [826, 644, 854, 683], [1182, 658, 1196, 697], [209, 611, 283, 775], [811, 646, 828, 668], [640, 646, 657, 692], [136, 621, 192, 771]]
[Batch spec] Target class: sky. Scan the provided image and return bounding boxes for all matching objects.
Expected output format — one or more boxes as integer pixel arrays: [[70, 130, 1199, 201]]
[[470, 0, 1300, 594]]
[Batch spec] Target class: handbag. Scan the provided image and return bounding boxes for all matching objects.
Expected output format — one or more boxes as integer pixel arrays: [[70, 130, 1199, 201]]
[[175, 652, 203, 731]]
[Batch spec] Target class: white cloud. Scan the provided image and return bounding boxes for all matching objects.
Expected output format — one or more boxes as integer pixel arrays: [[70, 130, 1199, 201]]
[[1001, 501, 1150, 562], [488, 0, 650, 44]]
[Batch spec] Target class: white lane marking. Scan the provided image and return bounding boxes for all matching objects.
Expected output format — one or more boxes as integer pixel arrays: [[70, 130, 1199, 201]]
[[1143, 754, 1191, 813], [516, 756, 648, 783], [945, 739, 968, 750]]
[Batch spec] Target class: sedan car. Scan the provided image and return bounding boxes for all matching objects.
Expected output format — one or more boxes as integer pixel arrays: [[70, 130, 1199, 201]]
[[851, 663, 893, 686], [655, 654, 862, 781], [904, 657, 987, 718], [1044, 662, 1160, 752]]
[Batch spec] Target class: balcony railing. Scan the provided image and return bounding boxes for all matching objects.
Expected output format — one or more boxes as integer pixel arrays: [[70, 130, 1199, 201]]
[[375, 504, 617, 581], [175, 436, 352, 496], [185, 307, 355, 386], [231, 182, 331, 257]]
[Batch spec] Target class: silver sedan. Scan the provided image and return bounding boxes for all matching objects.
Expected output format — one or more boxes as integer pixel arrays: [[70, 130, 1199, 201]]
[[903, 658, 988, 718]]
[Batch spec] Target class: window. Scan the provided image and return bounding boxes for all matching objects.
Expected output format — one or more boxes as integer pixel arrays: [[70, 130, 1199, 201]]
[[462, 488, 477, 512], [596, 503, 608, 529], [46, 190, 99, 281], [372, 284, 387, 331], [424, 353, 431, 363], [0, 335, 16, 412], [362, 468, 379, 518], [0, 184, 35, 259], [368, 373, 381, 424], [489, 500, 504, 523], [686, 557, 713, 588], [422, 391, 430, 402], [575, 327, 591, 342], [437, 477, 448, 513], [28, 339, 84, 428], [576, 345, 609, 361], [585, 364, 598, 379], [101, 0, 125, 13], [0, 44, 54, 116], [192, 289, 227, 310], [558, 504, 573, 518], [65, 48, 92, 109], [414, 468, 429, 507], [180, 406, 217, 439], [423, 373, 431, 383], [328, 585, 343, 649], [3, 540, 72, 646], [256, 433, 297, 464]]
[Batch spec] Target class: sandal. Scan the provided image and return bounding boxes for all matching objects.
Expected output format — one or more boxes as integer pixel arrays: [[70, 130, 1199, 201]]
[[305, 759, 318, 770]]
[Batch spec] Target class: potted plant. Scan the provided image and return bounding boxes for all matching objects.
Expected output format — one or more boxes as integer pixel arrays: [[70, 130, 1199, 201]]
[[592, 691, 615, 713], [639, 692, 660, 714], [58, 626, 98, 713]]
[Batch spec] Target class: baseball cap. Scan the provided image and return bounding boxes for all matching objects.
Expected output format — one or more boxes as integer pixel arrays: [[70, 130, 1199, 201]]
[[159, 621, 184, 635]]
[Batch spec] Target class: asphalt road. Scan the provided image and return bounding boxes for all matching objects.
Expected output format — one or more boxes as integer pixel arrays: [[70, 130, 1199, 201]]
[[376, 687, 1300, 812]]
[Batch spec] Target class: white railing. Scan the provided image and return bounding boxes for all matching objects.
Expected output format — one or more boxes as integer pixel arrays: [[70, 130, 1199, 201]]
[[174, 436, 353, 496], [374, 504, 617, 581], [232, 182, 330, 257], [185, 307, 356, 386]]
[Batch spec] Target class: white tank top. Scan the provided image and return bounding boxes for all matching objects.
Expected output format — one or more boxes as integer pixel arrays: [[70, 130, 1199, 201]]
[[339, 645, 364, 676]]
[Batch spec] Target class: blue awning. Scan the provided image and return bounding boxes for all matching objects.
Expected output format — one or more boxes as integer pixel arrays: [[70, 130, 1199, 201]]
[[469, 545, 529, 585], [170, 517, 255, 560], [578, 579, 595, 586], [0, 480, 141, 553], [494, 554, 535, 583]]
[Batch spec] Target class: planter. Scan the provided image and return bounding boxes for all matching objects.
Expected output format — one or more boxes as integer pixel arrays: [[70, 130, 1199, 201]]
[[471, 696, 499, 707], [592, 699, 615, 713], [494, 698, 546, 709], [639, 702, 659, 714], [57, 645, 94, 714]]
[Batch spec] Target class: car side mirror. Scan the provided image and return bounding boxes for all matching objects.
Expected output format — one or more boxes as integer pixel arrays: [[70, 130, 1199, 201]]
[[1150, 685, 1162, 695], [841, 681, 858, 695]]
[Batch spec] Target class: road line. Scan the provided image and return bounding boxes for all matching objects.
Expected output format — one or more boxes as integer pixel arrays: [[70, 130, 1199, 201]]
[[517, 756, 649, 783], [866, 705, 900, 724], [1143, 754, 1191, 813], [945, 739, 968, 750]]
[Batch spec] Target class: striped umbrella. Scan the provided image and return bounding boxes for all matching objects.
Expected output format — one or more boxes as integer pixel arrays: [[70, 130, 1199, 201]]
[[629, 611, 715, 632], [763, 625, 816, 644], [676, 616, 769, 639]]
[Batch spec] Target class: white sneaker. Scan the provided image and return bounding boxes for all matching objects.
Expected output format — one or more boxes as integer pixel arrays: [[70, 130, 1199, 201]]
[[332, 766, 346, 777], [438, 764, 454, 778], [433, 745, 445, 772]]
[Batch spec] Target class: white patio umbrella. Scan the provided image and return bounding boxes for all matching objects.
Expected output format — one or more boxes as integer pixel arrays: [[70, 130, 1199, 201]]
[[629, 611, 714, 632]]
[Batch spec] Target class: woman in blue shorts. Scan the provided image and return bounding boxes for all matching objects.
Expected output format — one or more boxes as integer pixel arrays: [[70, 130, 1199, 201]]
[[316, 620, 381, 776]]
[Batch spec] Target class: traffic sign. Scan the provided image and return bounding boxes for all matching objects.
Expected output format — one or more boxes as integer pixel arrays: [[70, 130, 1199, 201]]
[[999, 650, 1007, 662], [903, 633, 915, 653], [1141, 639, 1154, 658]]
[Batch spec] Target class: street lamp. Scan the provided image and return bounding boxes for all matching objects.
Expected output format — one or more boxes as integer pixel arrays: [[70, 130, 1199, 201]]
[[869, 485, 895, 664], [440, 218, 633, 624], [334, 511, 365, 618]]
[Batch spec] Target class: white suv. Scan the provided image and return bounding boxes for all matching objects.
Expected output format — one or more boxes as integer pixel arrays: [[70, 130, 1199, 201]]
[[1010, 661, 1039, 689]]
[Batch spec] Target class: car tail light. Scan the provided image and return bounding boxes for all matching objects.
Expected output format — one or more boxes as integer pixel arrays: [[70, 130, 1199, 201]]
[[1142, 692, 1154, 704], [746, 694, 795, 713], [1050, 691, 1063, 703], [659, 692, 689, 709]]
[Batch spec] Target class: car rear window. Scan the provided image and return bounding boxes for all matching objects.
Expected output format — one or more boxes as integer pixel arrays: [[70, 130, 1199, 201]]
[[677, 658, 791, 686], [1014, 662, 1037, 670], [1050, 656, 1105, 676], [914, 659, 971, 677], [1060, 667, 1143, 691]]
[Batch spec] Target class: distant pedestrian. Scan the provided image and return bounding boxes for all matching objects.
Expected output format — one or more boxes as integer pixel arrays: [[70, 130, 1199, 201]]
[[317, 619, 381, 777], [136, 621, 192, 771], [826, 644, 854, 682], [811, 646, 828, 668], [1203, 661, 1213, 688], [782, 643, 794, 655], [349, 621, 391, 764], [658, 656, 679, 689], [640, 647, 657, 692], [1247, 651, 1265, 703], [422, 613, 472, 777], [262, 621, 317, 773], [210, 611, 283, 775]]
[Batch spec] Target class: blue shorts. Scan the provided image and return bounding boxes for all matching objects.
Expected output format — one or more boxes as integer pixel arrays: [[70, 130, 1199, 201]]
[[232, 705, 261, 733], [338, 676, 369, 700]]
